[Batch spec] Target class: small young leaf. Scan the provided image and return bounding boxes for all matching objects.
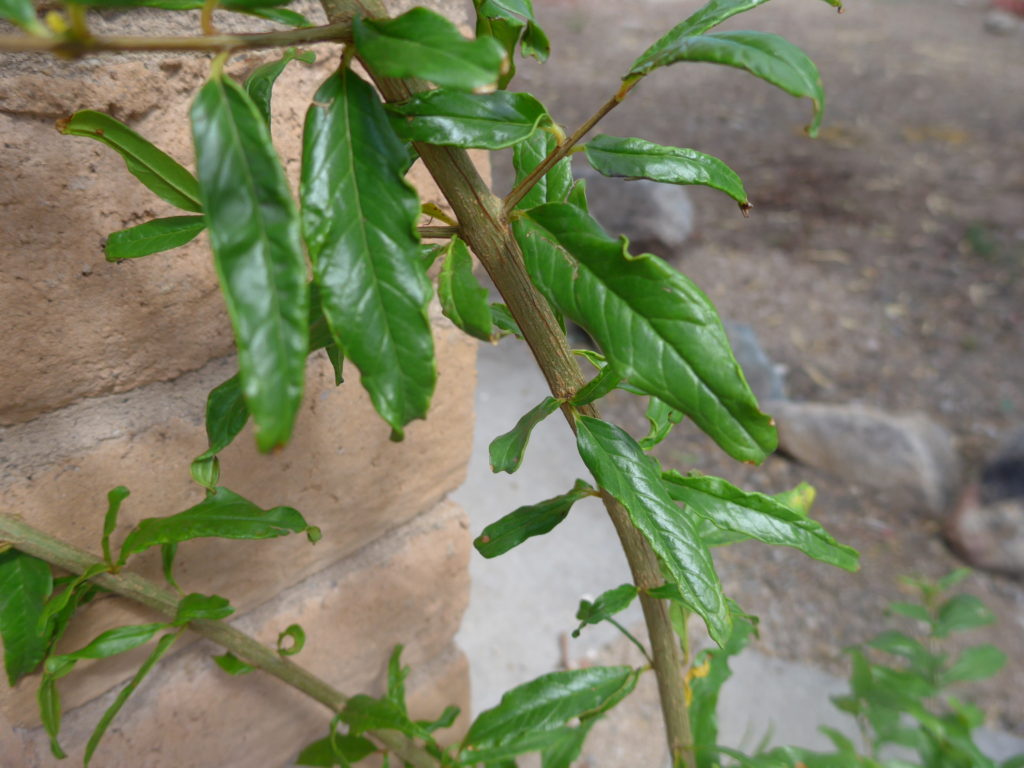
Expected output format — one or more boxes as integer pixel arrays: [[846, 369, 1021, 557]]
[[772, 481, 816, 516], [38, 675, 66, 759], [474, 480, 594, 559], [59, 111, 202, 212], [277, 623, 306, 656], [240, 5, 311, 25], [937, 568, 972, 592], [866, 630, 932, 672], [661, 472, 859, 571], [489, 396, 561, 473], [191, 73, 310, 452], [627, 31, 825, 137], [933, 594, 995, 638], [888, 600, 934, 625], [1, 0, 44, 32], [474, 0, 549, 90], [387, 645, 409, 715], [301, 68, 435, 440], [245, 48, 316, 127], [196, 374, 250, 462], [575, 416, 730, 644], [570, 362, 621, 407], [633, 0, 773, 67], [84, 631, 178, 766], [0, 550, 53, 685], [388, 89, 550, 150], [213, 652, 254, 676], [353, 8, 506, 91], [118, 486, 313, 563], [584, 134, 748, 209], [47, 623, 168, 678], [490, 303, 523, 339], [339, 694, 422, 738], [418, 704, 460, 734], [296, 734, 377, 766], [639, 397, 684, 450], [941, 644, 1006, 685], [515, 203, 776, 464], [105, 215, 206, 261], [101, 486, 130, 567], [190, 456, 220, 491], [511, 129, 573, 210], [573, 584, 637, 637], [439, 237, 494, 342], [463, 666, 636, 748], [174, 593, 234, 625]]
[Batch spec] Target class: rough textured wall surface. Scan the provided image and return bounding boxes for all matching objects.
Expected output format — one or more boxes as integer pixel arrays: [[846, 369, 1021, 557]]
[[0, 0, 481, 764]]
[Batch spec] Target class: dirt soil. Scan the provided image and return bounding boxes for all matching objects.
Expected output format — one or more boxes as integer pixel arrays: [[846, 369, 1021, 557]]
[[492, 0, 1024, 742]]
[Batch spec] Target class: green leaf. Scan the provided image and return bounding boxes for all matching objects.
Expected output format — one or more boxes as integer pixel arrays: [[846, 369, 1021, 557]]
[[866, 630, 933, 672], [118, 486, 313, 562], [627, 30, 825, 137], [339, 694, 422, 739], [490, 303, 523, 339], [38, 675, 66, 759], [933, 594, 995, 638], [277, 623, 305, 656], [661, 472, 859, 571], [941, 644, 1006, 685], [418, 704, 460, 734], [0, 0, 44, 32], [0, 550, 53, 685], [633, 0, 772, 66], [540, 723, 593, 768], [388, 89, 550, 150], [570, 362, 621, 408], [239, 5, 311, 25], [386, 645, 409, 716], [575, 416, 730, 643], [59, 111, 202, 212], [888, 600, 933, 625], [489, 396, 561, 473], [104, 215, 206, 262], [301, 68, 434, 440], [511, 129, 573, 210], [47, 623, 168, 677], [584, 134, 748, 209], [196, 374, 249, 462], [439, 237, 494, 342], [514, 203, 776, 464], [161, 543, 180, 591], [353, 8, 506, 91], [245, 48, 316, 128], [297, 734, 377, 766], [474, 480, 594, 559], [458, 727, 582, 765], [572, 584, 637, 637], [101, 486, 130, 567], [772, 481, 816, 516], [190, 456, 220, 491], [192, 74, 309, 452], [473, 0, 548, 88], [84, 631, 178, 766], [174, 593, 234, 625], [213, 652, 254, 676], [937, 568, 972, 592], [463, 666, 636, 748], [639, 397, 684, 451]]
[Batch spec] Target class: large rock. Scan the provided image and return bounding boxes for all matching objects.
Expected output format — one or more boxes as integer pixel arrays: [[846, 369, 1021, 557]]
[[769, 401, 960, 515]]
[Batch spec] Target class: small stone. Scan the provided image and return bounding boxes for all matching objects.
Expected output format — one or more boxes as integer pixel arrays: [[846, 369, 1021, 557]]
[[768, 401, 960, 515], [984, 9, 1021, 34], [723, 320, 788, 404]]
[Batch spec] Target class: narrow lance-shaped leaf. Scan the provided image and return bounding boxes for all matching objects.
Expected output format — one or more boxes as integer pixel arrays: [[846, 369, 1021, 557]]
[[118, 486, 314, 563], [196, 374, 249, 462], [174, 593, 234, 625], [575, 416, 731, 644], [511, 129, 573, 210], [46, 623, 169, 678], [489, 396, 561, 473], [388, 89, 550, 150], [439, 236, 494, 342], [933, 594, 995, 638], [456, 727, 581, 766], [387, 645, 409, 715], [245, 48, 316, 128], [514, 203, 775, 463], [191, 74, 309, 451], [105, 215, 206, 262], [102, 486, 130, 566], [584, 134, 748, 210], [662, 471, 859, 571], [627, 31, 825, 137], [632, 0, 773, 68], [213, 652, 254, 676], [573, 584, 637, 637], [0, 550, 53, 685], [38, 675, 65, 759], [296, 733, 377, 766], [474, 479, 594, 559], [301, 68, 435, 440], [640, 397, 684, 451], [354, 8, 506, 91], [59, 111, 202, 212]]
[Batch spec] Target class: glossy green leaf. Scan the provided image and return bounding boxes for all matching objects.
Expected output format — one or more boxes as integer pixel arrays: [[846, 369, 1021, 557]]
[[40, 576, 101, 660], [933, 594, 995, 638], [47, 623, 168, 678], [104, 215, 206, 262], [570, 362, 621, 407], [101, 486, 130, 566], [439, 237, 494, 342], [458, 727, 581, 765], [353, 8, 506, 91], [340, 694, 422, 738], [661, 472, 859, 571], [0, 550, 53, 685], [174, 593, 234, 625], [572, 584, 637, 637], [119, 486, 313, 562], [490, 303, 523, 339], [634, 0, 772, 65], [195, 374, 249, 462], [942, 644, 1006, 685], [511, 129, 573, 210], [245, 48, 316, 128], [575, 416, 730, 643], [297, 733, 377, 766], [540, 723, 594, 768], [388, 90, 550, 150], [474, 479, 594, 558], [277, 623, 305, 656], [585, 134, 748, 209], [301, 68, 434, 440], [192, 74, 309, 452], [639, 397, 684, 450], [474, 0, 549, 86], [59, 111, 202, 212], [515, 203, 775, 464], [463, 665, 636, 748], [213, 652, 254, 676], [38, 675, 65, 759], [628, 30, 825, 137], [489, 396, 561, 473], [84, 631, 178, 766], [0, 0, 44, 32]]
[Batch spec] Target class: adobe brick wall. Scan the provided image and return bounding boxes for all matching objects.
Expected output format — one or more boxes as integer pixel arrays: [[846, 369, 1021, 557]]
[[0, 1, 481, 764]]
